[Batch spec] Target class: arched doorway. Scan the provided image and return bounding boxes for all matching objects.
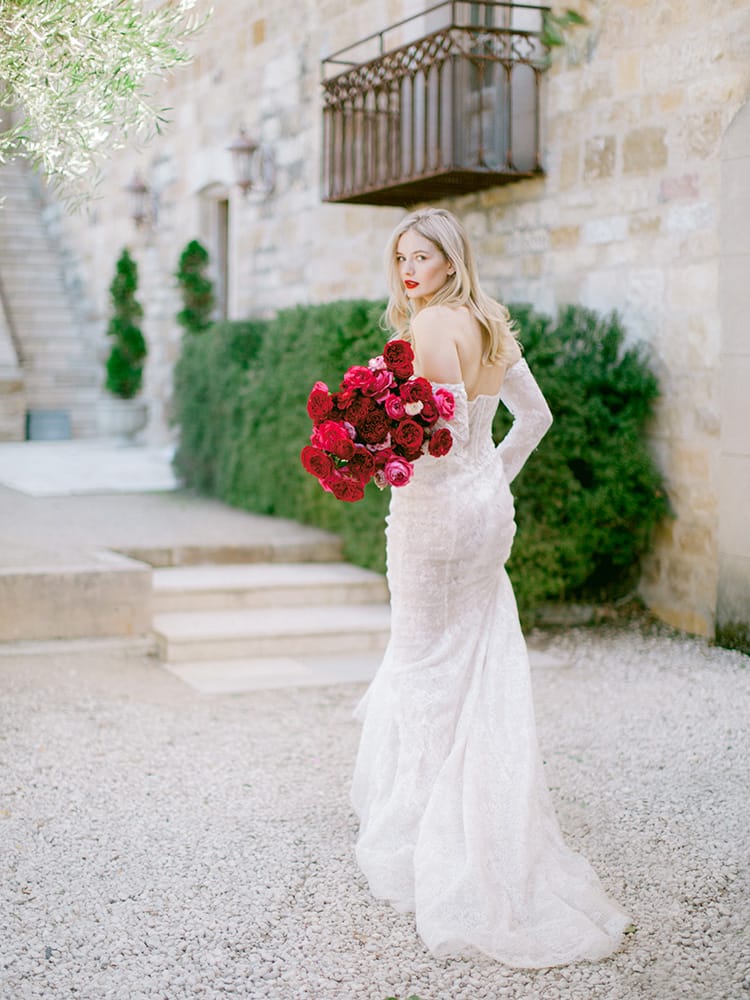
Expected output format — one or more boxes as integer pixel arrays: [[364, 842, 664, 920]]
[[718, 102, 750, 644]]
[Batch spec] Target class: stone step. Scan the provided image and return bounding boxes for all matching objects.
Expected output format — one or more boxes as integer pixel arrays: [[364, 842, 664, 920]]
[[163, 651, 382, 693], [153, 603, 391, 663], [152, 561, 389, 613], [0, 551, 152, 641]]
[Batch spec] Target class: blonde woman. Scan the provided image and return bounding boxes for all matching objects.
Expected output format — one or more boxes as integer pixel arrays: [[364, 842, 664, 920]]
[[351, 208, 629, 967]]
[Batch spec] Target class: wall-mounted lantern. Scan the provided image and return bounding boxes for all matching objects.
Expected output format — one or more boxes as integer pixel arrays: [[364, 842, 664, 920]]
[[227, 127, 275, 198], [125, 172, 157, 229]]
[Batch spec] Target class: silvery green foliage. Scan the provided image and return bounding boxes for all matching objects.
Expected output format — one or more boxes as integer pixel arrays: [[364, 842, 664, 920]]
[[0, 0, 207, 202]]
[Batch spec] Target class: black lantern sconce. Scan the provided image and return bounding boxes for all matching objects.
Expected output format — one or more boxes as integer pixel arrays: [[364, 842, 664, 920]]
[[125, 171, 158, 229], [227, 127, 275, 198]]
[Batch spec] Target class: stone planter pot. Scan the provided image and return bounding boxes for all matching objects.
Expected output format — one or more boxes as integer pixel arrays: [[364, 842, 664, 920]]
[[97, 397, 149, 442]]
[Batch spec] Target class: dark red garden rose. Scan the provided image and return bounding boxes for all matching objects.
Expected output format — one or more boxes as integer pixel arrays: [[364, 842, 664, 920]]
[[300, 445, 334, 480], [373, 447, 396, 469], [327, 473, 365, 503], [347, 447, 376, 483], [428, 427, 453, 457], [401, 377, 433, 403], [391, 418, 424, 451], [358, 408, 391, 444], [418, 400, 439, 425], [383, 339, 414, 378], [306, 381, 333, 423], [345, 394, 373, 426]]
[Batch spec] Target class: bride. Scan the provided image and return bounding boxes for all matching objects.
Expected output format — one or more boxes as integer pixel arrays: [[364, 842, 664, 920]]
[[351, 208, 630, 967]]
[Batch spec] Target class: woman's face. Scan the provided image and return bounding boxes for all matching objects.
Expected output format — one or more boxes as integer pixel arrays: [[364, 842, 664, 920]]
[[395, 229, 453, 303]]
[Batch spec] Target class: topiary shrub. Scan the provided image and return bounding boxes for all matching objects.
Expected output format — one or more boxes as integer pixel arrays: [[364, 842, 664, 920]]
[[104, 248, 147, 399], [172, 300, 670, 611], [176, 239, 215, 335]]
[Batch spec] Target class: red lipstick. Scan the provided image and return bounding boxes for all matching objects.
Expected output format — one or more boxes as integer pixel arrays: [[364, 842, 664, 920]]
[[404, 280, 419, 289]]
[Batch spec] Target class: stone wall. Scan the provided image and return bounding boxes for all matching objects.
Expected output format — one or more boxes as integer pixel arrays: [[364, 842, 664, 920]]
[[55, 0, 750, 635]]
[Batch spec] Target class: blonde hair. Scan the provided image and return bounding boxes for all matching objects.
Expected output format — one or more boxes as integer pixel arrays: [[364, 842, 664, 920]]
[[383, 207, 517, 365]]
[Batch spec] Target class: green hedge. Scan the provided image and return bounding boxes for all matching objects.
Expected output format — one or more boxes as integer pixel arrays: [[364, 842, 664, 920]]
[[172, 300, 669, 614]]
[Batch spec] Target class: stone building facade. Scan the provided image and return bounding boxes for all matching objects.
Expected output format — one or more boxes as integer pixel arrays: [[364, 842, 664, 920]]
[[2, 0, 749, 638]]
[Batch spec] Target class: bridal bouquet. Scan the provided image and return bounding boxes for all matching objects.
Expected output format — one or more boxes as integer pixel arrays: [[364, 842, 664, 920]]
[[301, 339, 454, 503]]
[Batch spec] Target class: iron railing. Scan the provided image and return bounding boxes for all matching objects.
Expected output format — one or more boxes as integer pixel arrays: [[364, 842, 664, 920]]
[[321, 1, 550, 205]]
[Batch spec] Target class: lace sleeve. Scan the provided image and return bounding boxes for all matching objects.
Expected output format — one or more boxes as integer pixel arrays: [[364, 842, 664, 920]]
[[495, 359, 552, 484]]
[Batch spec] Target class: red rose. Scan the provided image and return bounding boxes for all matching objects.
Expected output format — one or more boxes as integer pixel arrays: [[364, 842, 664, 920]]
[[311, 419, 355, 459], [342, 365, 375, 391], [300, 445, 334, 480], [373, 447, 396, 469], [307, 381, 333, 423], [328, 473, 365, 503], [428, 427, 453, 457], [401, 377, 433, 403], [383, 456, 413, 487], [391, 418, 424, 451], [383, 339, 415, 378], [348, 447, 376, 483], [345, 394, 373, 426], [418, 400, 439, 425], [433, 387, 455, 420], [358, 408, 391, 444]]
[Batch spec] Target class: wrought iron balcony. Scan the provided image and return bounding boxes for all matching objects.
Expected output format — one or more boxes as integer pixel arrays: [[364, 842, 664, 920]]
[[321, 1, 550, 206]]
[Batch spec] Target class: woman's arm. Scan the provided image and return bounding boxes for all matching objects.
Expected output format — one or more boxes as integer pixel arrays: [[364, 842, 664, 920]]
[[496, 361, 553, 483]]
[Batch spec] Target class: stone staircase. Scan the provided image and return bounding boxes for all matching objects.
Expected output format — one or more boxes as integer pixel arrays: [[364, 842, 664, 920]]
[[0, 161, 102, 438], [152, 554, 391, 691]]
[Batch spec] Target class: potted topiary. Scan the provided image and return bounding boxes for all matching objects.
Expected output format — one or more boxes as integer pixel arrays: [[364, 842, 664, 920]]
[[175, 238, 215, 335], [97, 247, 149, 440]]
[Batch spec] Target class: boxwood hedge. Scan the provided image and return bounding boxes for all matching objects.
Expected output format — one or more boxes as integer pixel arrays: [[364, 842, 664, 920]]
[[172, 300, 669, 615]]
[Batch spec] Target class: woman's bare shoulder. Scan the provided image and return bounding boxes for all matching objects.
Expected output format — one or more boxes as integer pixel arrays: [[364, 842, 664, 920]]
[[411, 304, 470, 338]]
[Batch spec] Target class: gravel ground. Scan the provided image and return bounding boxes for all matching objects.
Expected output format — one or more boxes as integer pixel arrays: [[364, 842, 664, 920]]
[[1, 626, 748, 1000]]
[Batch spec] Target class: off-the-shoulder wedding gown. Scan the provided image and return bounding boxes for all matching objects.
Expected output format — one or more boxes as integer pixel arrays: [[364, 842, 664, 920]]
[[351, 359, 629, 967]]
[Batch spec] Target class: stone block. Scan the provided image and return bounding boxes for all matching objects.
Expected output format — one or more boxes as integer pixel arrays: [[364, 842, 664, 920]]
[[623, 127, 668, 174], [666, 202, 714, 234], [549, 225, 580, 251], [558, 144, 580, 190], [659, 174, 699, 202], [629, 213, 662, 238], [616, 50, 641, 92], [583, 135, 616, 181], [582, 216, 628, 244]]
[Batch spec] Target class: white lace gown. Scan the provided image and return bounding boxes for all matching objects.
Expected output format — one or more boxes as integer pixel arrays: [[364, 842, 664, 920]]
[[351, 359, 630, 967]]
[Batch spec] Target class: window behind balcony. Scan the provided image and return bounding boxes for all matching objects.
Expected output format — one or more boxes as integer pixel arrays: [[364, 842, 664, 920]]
[[321, 1, 549, 206]]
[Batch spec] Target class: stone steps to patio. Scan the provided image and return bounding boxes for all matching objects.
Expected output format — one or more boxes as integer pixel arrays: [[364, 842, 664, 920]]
[[152, 560, 391, 683]]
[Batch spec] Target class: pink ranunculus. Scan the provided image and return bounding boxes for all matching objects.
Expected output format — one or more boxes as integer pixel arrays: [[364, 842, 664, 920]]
[[384, 394, 406, 420], [362, 368, 394, 398], [342, 365, 376, 391], [383, 456, 414, 487], [368, 355, 387, 372], [433, 387, 456, 420]]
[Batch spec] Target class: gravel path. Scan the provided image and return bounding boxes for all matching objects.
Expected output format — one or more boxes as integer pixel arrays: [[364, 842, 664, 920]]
[[1, 626, 748, 1000]]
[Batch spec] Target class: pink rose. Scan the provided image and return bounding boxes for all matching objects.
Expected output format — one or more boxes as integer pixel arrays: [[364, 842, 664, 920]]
[[383, 456, 413, 487], [384, 394, 406, 420], [368, 355, 387, 371], [362, 369, 394, 399], [433, 387, 455, 420], [342, 365, 375, 391]]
